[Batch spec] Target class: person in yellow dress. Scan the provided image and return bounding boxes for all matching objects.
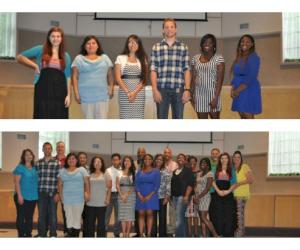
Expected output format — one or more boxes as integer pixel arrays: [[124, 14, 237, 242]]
[[232, 151, 254, 237]]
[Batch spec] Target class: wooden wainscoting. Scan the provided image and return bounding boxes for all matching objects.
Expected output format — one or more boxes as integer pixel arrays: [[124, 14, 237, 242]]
[[1, 84, 300, 119]]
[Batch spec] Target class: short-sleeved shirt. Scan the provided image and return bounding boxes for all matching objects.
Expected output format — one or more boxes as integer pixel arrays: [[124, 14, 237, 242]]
[[171, 166, 195, 197], [87, 171, 111, 207], [150, 39, 190, 90], [71, 54, 113, 103], [13, 164, 38, 201], [20, 45, 71, 84], [234, 164, 251, 199], [58, 167, 89, 205], [115, 55, 142, 75], [106, 165, 122, 192]]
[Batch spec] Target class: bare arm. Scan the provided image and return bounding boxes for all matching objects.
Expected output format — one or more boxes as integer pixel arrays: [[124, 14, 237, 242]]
[[237, 170, 254, 187], [17, 54, 40, 74], [107, 67, 114, 99], [57, 177, 63, 202], [210, 62, 225, 108], [115, 64, 130, 93], [84, 176, 90, 202], [105, 178, 112, 205], [151, 70, 162, 103], [13, 175, 24, 205], [182, 70, 191, 104], [72, 66, 81, 104]]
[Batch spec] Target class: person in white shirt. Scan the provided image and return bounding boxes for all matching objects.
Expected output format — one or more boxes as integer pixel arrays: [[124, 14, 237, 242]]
[[105, 153, 122, 237]]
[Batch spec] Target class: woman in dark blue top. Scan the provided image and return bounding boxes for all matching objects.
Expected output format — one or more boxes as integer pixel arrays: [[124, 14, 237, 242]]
[[231, 34, 262, 119]]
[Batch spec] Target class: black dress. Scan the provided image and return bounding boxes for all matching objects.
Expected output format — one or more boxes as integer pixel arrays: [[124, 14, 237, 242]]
[[211, 179, 237, 237], [34, 67, 68, 119]]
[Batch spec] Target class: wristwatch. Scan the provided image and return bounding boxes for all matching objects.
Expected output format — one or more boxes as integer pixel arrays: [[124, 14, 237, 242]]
[[184, 88, 191, 92]]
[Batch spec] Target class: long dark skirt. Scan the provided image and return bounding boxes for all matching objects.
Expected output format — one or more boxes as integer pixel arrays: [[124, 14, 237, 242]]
[[212, 180, 237, 237], [34, 68, 68, 119]]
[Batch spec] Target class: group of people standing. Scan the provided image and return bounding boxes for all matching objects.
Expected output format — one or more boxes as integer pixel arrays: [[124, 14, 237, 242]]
[[17, 18, 262, 119], [13, 143, 253, 238]]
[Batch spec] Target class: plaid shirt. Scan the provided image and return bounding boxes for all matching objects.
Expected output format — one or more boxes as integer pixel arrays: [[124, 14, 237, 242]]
[[150, 39, 190, 90], [158, 169, 172, 199], [36, 157, 60, 195]]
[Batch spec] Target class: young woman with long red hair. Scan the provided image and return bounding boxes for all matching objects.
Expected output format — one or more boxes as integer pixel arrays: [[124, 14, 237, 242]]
[[17, 27, 71, 119], [211, 152, 237, 237]]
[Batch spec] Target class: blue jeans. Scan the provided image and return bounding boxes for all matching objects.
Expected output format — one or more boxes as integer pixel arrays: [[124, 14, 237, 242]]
[[105, 192, 120, 236], [38, 192, 58, 237], [156, 88, 184, 119], [173, 196, 188, 237]]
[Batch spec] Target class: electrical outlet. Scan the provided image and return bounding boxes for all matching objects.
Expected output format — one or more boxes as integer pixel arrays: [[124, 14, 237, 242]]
[[17, 134, 26, 140]]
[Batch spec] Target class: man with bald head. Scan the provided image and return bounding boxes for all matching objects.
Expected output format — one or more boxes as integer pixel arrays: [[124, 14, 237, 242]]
[[164, 147, 178, 173], [135, 147, 146, 171]]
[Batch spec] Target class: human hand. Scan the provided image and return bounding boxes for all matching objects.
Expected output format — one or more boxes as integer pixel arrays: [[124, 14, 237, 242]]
[[182, 196, 189, 204], [84, 192, 90, 202], [34, 64, 40, 74], [74, 92, 81, 104], [18, 195, 24, 205], [153, 89, 162, 103], [64, 95, 71, 108], [209, 98, 218, 109], [182, 90, 191, 104]]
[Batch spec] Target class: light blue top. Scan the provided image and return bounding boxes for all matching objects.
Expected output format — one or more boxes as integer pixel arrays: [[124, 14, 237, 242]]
[[58, 167, 89, 205], [20, 45, 71, 84], [71, 54, 113, 103], [13, 164, 38, 201]]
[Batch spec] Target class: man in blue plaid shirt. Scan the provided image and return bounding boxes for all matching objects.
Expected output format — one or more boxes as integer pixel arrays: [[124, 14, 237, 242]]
[[36, 142, 60, 237], [151, 18, 191, 119]]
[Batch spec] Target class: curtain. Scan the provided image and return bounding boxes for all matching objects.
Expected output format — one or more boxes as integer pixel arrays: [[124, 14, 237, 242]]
[[39, 132, 69, 158], [282, 12, 300, 62], [268, 132, 300, 174], [0, 13, 17, 58]]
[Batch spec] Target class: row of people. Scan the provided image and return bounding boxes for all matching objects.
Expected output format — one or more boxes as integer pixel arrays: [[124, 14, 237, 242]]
[[17, 18, 261, 119], [13, 144, 253, 237]]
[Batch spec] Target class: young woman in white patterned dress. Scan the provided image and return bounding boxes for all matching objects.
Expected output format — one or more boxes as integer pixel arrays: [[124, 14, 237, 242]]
[[191, 34, 225, 119], [116, 156, 136, 237], [194, 158, 219, 237], [115, 35, 149, 119]]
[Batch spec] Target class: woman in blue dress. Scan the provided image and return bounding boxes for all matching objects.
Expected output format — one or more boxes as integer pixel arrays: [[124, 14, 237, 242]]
[[231, 34, 262, 119], [135, 154, 160, 237]]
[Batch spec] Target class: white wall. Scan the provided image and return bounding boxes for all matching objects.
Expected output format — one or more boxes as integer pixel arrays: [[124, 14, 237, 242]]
[[2, 132, 39, 172], [1, 131, 268, 172], [224, 132, 269, 155], [17, 12, 282, 38], [221, 13, 282, 38]]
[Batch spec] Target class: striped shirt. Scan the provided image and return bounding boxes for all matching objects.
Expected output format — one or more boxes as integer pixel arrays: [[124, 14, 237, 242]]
[[36, 157, 60, 195], [150, 39, 190, 90]]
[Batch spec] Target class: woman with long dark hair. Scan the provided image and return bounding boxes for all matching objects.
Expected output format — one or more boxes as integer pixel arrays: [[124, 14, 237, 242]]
[[230, 34, 262, 119], [13, 149, 38, 237], [232, 151, 253, 237], [17, 27, 71, 119], [211, 153, 237, 237], [135, 154, 160, 237], [116, 156, 136, 237], [72, 35, 114, 119], [191, 34, 225, 119], [85, 156, 112, 237], [58, 153, 90, 237], [115, 34, 149, 119]]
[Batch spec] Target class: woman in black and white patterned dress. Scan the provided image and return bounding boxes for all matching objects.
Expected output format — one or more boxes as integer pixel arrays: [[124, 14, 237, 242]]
[[191, 34, 225, 119], [116, 156, 136, 237], [115, 35, 149, 119], [194, 158, 219, 237]]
